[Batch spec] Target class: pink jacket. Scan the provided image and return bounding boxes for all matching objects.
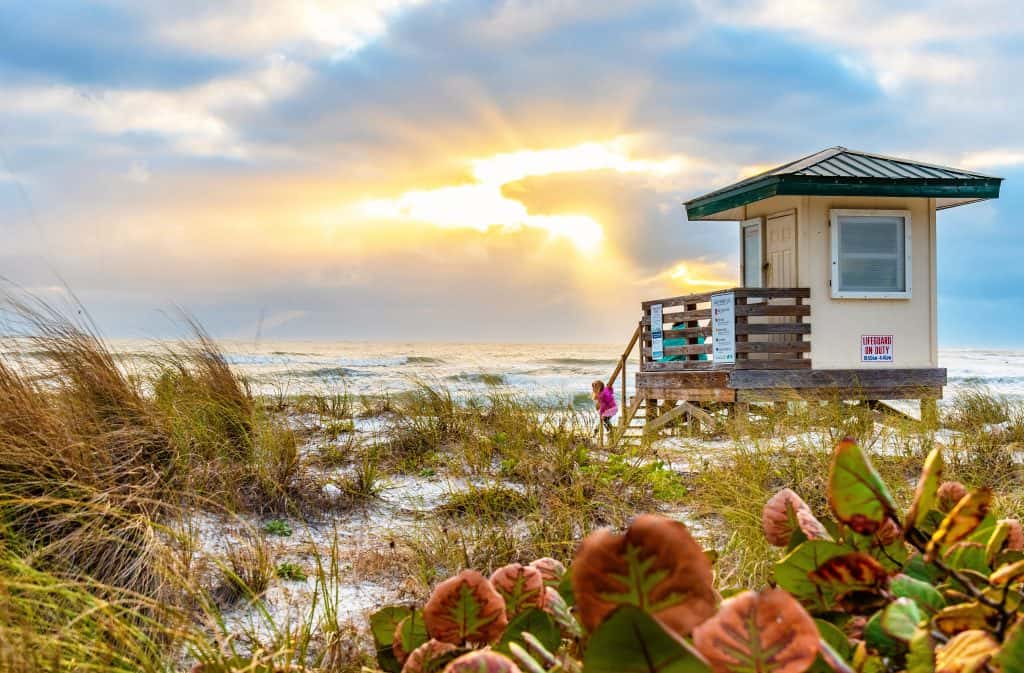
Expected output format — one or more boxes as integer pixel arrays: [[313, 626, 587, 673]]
[[597, 386, 618, 418]]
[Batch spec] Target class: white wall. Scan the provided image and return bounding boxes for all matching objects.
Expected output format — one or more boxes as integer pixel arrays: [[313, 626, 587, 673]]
[[741, 195, 937, 369]]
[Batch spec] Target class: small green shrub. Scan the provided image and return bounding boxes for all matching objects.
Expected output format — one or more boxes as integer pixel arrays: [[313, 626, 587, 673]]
[[276, 561, 307, 582], [263, 519, 292, 537]]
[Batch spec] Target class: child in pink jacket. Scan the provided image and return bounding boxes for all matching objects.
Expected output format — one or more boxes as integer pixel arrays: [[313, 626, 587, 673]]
[[591, 380, 618, 434]]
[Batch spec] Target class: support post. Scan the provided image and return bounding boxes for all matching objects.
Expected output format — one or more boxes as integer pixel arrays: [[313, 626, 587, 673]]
[[921, 399, 939, 428], [619, 355, 627, 428]]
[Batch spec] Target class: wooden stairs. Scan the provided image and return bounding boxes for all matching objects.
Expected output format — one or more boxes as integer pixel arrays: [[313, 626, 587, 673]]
[[600, 326, 717, 449]]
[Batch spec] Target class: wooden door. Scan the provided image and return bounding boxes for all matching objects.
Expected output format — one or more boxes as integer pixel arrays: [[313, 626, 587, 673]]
[[765, 211, 796, 288], [762, 211, 798, 349]]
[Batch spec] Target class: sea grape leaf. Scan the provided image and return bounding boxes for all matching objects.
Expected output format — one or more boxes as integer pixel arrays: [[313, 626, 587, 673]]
[[692, 589, 818, 673], [907, 629, 935, 673], [890, 574, 946, 614], [989, 558, 1024, 586], [370, 605, 415, 673], [423, 569, 508, 644], [490, 563, 546, 618], [557, 566, 575, 607], [851, 641, 886, 673], [848, 530, 909, 572], [942, 542, 990, 575], [985, 519, 1011, 563], [814, 619, 851, 660], [528, 557, 566, 587], [925, 489, 992, 562], [828, 438, 899, 535], [905, 448, 943, 532], [816, 637, 853, 673], [933, 603, 996, 637], [763, 488, 832, 547], [572, 514, 716, 637], [904, 552, 944, 584], [808, 552, 889, 598], [583, 606, 712, 673], [880, 598, 924, 642], [400, 639, 460, 673], [934, 630, 999, 673], [396, 612, 429, 664], [864, 612, 906, 658], [994, 620, 1024, 673], [495, 608, 559, 656], [774, 540, 848, 610], [443, 651, 523, 673]]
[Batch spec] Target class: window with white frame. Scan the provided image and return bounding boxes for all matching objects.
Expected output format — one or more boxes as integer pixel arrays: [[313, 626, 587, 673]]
[[830, 209, 912, 298]]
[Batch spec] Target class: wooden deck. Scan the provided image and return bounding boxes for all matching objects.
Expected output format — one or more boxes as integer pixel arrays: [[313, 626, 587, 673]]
[[602, 287, 945, 446]]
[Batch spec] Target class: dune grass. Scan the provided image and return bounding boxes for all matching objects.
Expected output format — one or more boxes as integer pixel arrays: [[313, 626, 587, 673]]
[[2, 293, 1024, 670]]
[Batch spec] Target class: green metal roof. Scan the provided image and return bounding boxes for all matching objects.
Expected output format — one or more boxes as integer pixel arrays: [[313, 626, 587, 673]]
[[685, 147, 1003, 220]]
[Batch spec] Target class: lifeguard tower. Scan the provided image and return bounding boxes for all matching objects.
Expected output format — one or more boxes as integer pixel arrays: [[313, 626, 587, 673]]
[[605, 147, 1002, 441]]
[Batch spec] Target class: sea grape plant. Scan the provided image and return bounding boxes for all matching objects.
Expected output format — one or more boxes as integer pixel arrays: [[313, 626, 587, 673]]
[[369, 438, 1024, 673]]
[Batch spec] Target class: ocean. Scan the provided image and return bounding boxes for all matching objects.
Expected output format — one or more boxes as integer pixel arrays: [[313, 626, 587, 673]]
[[197, 342, 1024, 407], [8, 339, 1023, 407]]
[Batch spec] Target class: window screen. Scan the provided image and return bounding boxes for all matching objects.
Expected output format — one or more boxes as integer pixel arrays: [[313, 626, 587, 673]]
[[836, 214, 906, 293], [743, 225, 762, 288]]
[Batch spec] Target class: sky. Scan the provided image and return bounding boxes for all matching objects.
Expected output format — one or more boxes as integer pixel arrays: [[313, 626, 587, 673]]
[[1, 0, 1022, 345]]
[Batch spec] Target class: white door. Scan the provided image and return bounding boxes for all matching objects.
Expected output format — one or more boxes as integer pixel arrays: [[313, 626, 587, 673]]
[[763, 211, 798, 347], [765, 211, 796, 288]]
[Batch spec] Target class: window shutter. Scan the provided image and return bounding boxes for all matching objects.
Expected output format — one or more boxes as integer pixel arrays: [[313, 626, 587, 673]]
[[836, 215, 906, 293]]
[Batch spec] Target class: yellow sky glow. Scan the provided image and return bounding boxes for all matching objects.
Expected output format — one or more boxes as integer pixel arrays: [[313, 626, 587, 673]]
[[358, 138, 685, 255]]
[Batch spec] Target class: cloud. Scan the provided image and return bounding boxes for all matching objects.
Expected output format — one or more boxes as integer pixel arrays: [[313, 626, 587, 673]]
[[357, 138, 691, 254], [2, 55, 310, 158], [0, 0, 1022, 343]]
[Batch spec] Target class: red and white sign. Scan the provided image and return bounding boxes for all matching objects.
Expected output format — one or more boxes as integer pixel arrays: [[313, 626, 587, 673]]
[[861, 335, 894, 363]]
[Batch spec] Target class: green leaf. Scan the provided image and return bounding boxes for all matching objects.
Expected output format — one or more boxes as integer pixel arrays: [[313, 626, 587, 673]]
[[558, 566, 575, 607], [397, 611, 429, 660], [995, 620, 1024, 673], [906, 629, 935, 673], [815, 619, 851, 659], [370, 605, 414, 673], [583, 606, 711, 673], [496, 608, 560, 656], [890, 574, 946, 614], [774, 540, 848, 610], [904, 553, 944, 584], [905, 448, 943, 532], [828, 439, 899, 535], [881, 598, 924, 642], [864, 611, 906, 658], [943, 542, 991, 575]]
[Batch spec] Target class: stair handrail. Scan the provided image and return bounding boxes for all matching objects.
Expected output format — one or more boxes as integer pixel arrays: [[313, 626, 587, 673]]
[[606, 321, 642, 430]]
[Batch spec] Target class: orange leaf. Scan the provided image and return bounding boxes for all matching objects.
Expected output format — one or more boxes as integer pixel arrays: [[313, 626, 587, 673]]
[[441, 651, 522, 673], [762, 488, 830, 547], [528, 557, 566, 586], [401, 639, 458, 673], [571, 514, 716, 637], [693, 589, 819, 673], [490, 564, 546, 618], [423, 570, 508, 645], [808, 552, 889, 592]]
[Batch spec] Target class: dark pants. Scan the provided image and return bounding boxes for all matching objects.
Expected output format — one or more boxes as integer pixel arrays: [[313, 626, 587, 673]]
[[595, 416, 613, 433]]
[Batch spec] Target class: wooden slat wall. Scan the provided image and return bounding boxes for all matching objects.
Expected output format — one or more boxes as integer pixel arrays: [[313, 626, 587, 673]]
[[640, 287, 811, 372]]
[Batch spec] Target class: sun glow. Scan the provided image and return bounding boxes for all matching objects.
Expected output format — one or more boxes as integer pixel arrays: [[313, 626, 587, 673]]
[[357, 138, 685, 255]]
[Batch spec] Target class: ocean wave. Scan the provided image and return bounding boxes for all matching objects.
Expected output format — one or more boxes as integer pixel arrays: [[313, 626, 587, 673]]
[[543, 357, 617, 366], [295, 367, 371, 378], [406, 356, 445, 364], [445, 372, 506, 386]]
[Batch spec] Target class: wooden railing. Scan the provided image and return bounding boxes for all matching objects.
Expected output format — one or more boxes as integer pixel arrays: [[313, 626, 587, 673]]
[[640, 287, 811, 371], [606, 322, 641, 433]]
